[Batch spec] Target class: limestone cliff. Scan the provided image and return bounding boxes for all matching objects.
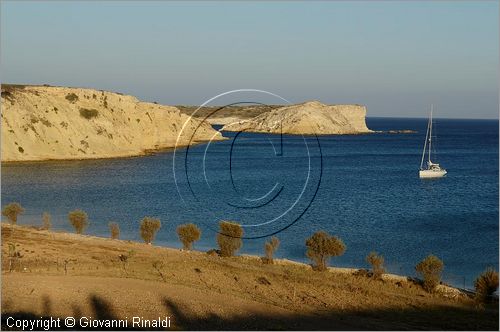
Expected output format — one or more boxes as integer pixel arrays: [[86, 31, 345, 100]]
[[1, 85, 224, 162], [221, 101, 372, 135]]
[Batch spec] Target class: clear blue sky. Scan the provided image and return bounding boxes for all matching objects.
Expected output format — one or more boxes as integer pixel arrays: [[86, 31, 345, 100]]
[[1, 1, 498, 118]]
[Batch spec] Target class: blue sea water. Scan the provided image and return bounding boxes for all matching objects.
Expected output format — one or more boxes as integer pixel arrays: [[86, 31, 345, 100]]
[[1, 117, 498, 289]]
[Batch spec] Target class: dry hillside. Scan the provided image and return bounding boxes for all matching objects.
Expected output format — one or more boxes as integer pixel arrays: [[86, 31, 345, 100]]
[[1, 224, 497, 330], [177, 104, 280, 125], [1, 84, 224, 162]]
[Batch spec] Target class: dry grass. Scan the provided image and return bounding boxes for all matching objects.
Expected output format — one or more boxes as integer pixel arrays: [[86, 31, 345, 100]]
[[474, 267, 499, 304], [1, 224, 498, 330]]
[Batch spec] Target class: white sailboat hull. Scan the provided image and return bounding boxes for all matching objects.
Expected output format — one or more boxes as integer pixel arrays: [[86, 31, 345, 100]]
[[419, 169, 447, 178], [419, 105, 447, 179]]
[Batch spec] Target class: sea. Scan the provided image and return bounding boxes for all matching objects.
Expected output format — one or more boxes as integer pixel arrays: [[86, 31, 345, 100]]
[[2, 117, 498, 289]]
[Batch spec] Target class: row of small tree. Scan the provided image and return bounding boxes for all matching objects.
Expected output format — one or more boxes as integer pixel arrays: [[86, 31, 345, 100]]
[[2, 202, 498, 303], [0, 202, 200, 248]]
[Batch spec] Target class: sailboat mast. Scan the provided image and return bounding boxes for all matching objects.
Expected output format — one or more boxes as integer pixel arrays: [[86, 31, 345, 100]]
[[420, 112, 430, 170], [428, 104, 433, 163]]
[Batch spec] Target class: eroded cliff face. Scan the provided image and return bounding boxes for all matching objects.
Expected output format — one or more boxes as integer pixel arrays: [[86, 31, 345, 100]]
[[221, 101, 372, 135], [1, 85, 224, 162]]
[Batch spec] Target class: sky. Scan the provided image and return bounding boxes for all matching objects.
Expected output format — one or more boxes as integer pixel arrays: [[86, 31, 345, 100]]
[[1, 1, 498, 119]]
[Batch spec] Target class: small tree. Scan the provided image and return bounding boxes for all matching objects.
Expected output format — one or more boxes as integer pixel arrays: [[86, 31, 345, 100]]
[[306, 231, 346, 271], [109, 222, 120, 240], [68, 209, 88, 234], [217, 221, 243, 257], [65, 92, 79, 103], [176, 223, 201, 250], [2, 203, 24, 225], [474, 267, 499, 304], [366, 251, 385, 279], [415, 254, 444, 292], [263, 236, 280, 264], [140, 217, 161, 244], [63, 259, 77, 275], [42, 212, 51, 230], [152, 260, 167, 282], [7, 243, 23, 272]]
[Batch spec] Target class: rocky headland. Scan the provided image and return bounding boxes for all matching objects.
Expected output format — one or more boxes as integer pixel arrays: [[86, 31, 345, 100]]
[[221, 101, 373, 135], [1, 84, 224, 162]]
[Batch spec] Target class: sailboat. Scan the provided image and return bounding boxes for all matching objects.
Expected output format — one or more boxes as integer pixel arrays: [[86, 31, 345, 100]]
[[419, 105, 447, 178]]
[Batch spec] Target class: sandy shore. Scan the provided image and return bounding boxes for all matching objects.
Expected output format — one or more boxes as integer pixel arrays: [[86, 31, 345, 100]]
[[1, 224, 497, 330]]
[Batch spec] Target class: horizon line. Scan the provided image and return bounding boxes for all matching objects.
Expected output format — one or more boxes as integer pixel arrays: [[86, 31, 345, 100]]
[[2, 82, 498, 121]]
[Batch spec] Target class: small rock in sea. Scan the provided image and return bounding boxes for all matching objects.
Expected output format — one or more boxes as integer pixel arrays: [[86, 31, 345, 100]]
[[388, 129, 417, 134]]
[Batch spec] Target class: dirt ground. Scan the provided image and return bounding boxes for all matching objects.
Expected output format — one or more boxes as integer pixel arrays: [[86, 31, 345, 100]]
[[1, 224, 498, 330]]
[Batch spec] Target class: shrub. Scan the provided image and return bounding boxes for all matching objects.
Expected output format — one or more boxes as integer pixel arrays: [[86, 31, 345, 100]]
[[306, 231, 346, 271], [40, 118, 52, 127], [474, 267, 499, 304], [79, 108, 99, 119], [263, 236, 280, 264], [152, 260, 166, 282], [62, 258, 77, 275], [1, 90, 13, 102], [217, 221, 243, 257], [140, 217, 161, 244], [2, 203, 24, 224], [109, 222, 120, 239], [2, 84, 25, 102], [176, 223, 201, 250], [42, 212, 51, 230], [118, 249, 135, 274], [68, 209, 88, 234], [65, 93, 79, 103], [366, 251, 385, 279], [415, 254, 444, 292], [7, 243, 23, 272]]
